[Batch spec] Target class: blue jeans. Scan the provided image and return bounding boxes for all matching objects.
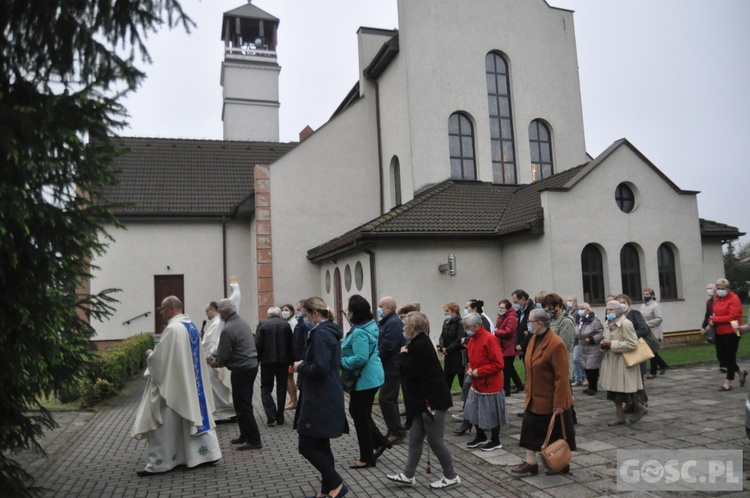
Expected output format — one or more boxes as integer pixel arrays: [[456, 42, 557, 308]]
[[572, 345, 585, 383]]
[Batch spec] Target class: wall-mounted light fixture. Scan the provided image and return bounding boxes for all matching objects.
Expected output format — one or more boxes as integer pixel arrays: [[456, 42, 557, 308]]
[[438, 253, 457, 277]]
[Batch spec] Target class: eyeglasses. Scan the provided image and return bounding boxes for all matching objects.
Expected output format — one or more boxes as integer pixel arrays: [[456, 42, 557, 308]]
[[528, 320, 538, 323]]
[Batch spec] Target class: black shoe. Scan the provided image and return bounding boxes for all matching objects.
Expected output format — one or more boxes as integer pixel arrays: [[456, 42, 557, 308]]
[[136, 470, 162, 477], [267, 419, 275, 426], [583, 389, 596, 396], [659, 366, 668, 375], [349, 461, 375, 469], [516, 412, 524, 418], [466, 436, 488, 448], [373, 441, 392, 460], [453, 421, 472, 435], [481, 440, 503, 451], [623, 405, 635, 414], [276, 418, 285, 426], [236, 442, 263, 450], [230, 437, 245, 445]]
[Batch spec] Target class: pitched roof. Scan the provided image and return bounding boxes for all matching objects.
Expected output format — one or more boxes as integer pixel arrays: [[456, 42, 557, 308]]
[[223, 2, 278, 22], [307, 164, 587, 262], [104, 137, 296, 218], [699, 219, 745, 240]]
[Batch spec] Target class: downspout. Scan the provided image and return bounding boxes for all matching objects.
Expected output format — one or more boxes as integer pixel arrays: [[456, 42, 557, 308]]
[[372, 80, 385, 214], [362, 246, 377, 309], [222, 216, 228, 297]]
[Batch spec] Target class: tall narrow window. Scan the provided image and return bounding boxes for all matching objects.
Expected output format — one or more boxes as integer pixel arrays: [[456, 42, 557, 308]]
[[620, 244, 642, 299], [390, 156, 402, 206], [581, 244, 605, 304], [529, 120, 553, 181], [658, 244, 678, 299], [448, 112, 476, 180], [486, 52, 516, 184]]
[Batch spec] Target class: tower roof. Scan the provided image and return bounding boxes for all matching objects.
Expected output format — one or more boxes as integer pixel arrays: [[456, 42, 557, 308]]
[[223, 2, 279, 23]]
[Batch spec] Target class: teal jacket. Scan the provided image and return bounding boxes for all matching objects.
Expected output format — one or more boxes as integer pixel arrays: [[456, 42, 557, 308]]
[[341, 319, 384, 391]]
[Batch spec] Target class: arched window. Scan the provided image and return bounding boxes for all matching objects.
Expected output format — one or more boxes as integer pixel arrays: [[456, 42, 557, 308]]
[[581, 244, 605, 304], [529, 120, 553, 181], [485, 52, 516, 184], [390, 156, 402, 206], [448, 112, 476, 180], [620, 243, 642, 299], [658, 244, 678, 299]]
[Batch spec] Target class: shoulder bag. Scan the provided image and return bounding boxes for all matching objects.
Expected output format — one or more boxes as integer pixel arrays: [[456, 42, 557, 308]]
[[622, 338, 654, 367], [705, 324, 716, 344], [540, 411, 571, 472]]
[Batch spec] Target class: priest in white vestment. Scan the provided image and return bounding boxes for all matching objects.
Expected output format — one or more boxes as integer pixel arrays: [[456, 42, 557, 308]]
[[202, 301, 235, 421], [132, 296, 222, 476]]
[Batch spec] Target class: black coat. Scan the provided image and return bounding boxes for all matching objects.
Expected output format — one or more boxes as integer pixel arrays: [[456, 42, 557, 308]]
[[378, 311, 405, 377], [255, 315, 293, 365], [296, 320, 348, 439], [440, 316, 465, 369], [400, 332, 453, 416], [292, 318, 310, 362], [516, 300, 535, 357]]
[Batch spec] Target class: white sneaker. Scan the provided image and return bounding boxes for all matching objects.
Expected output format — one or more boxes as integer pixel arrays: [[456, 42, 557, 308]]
[[387, 472, 415, 486], [451, 412, 464, 420], [430, 475, 461, 489]]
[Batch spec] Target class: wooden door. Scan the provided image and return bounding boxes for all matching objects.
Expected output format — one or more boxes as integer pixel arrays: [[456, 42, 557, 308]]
[[154, 275, 184, 334]]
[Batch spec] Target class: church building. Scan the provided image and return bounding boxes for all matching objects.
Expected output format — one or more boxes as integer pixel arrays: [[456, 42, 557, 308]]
[[90, 0, 742, 344]]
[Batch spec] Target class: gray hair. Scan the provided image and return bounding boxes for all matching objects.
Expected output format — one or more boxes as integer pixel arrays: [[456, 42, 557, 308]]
[[267, 306, 281, 317], [606, 300, 625, 317], [529, 308, 550, 326], [462, 312, 482, 328], [217, 298, 236, 315]]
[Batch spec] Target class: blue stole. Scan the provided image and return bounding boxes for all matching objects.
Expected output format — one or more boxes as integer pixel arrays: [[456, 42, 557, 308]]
[[182, 322, 211, 435]]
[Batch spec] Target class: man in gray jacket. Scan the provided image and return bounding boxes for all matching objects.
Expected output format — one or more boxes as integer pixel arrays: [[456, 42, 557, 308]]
[[255, 306, 293, 426], [209, 298, 261, 450]]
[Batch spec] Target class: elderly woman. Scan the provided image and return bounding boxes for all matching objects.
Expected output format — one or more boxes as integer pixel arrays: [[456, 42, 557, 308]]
[[439, 301, 466, 393], [575, 303, 604, 395], [542, 293, 575, 383], [463, 313, 507, 451], [707, 278, 745, 391], [494, 299, 524, 397], [294, 297, 349, 498], [641, 288, 669, 378], [511, 308, 575, 476], [341, 295, 389, 469], [386, 312, 461, 490], [600, 300, 646, 426]]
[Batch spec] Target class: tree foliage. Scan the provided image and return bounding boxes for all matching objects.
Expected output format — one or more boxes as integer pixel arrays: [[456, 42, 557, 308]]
[[724, 242, 750, 303], [0, 1, 192, 495]]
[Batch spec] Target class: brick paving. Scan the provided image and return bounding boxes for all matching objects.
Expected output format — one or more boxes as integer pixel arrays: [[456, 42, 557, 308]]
[[20, 362, 750, 497]]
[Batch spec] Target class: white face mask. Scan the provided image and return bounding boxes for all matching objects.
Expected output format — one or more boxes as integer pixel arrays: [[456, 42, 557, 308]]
[[620, 303, 628, 311], [281, 310, 291, 320], [706, 289, 715, 297]]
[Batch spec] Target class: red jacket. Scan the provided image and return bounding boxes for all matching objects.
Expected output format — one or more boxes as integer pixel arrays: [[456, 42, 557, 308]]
[[712, 291, 743, 335], [494, 308, 518, 357], [467, 326, 504, 393]]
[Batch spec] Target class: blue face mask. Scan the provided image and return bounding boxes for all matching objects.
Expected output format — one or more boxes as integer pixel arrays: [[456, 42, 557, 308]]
[[304, 318, 314, 329], [717, 289, 728, 298], [499, 311, 506, 316], [296, 312, 303, 320], [402, 332, 410, 341], [643, 296, 652, 303], [566, 301, 573, 309], [463, 309, 469, 316], [513, 303, 522, 311], [606, 312, 617, 322], [577, 309, 585, 316], [527, 323, 534, 333], [465, 329, 474, 337], [377, 307, 384, 318], [444, 314, 451, 321], [535, 303, 543, 309]]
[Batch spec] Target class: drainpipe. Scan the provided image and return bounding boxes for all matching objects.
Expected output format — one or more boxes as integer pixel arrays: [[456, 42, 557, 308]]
[[362, 246, 377, 309], [372, 81, 385, 214], [222, 216, 227, 297]]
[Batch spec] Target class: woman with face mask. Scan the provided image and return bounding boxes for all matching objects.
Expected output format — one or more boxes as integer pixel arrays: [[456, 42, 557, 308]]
[[281, 304, 299, 410], [439, 301, 466, 396], [599, 301, 646, 426], [706, 278, 745, 391], [512, 308, 576, 476], [574, 303, 604, 395], [461, 313, 507, 452], [640, 288, 669, 378], [386, 312, 461, 490], [494, 299, 524, 397]]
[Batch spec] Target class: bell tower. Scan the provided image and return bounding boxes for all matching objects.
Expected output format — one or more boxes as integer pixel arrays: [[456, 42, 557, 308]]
[[220, 1, 280, 142]]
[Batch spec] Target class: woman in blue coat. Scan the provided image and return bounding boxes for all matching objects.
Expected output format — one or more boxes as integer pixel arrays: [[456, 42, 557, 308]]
[[294, 297, 349, 498], [341, 294, 389, 468]]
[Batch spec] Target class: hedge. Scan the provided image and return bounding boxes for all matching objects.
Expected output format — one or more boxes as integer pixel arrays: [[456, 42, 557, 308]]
[[79, 333, 154, 407]]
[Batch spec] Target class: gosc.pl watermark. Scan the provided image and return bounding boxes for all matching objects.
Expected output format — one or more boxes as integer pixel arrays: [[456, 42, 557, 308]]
[[617, 450, 743, 491]]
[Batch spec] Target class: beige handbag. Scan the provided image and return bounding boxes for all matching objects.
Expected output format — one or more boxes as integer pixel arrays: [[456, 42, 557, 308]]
[[622, 338, 654, 367], [540, 412, 571, 472]]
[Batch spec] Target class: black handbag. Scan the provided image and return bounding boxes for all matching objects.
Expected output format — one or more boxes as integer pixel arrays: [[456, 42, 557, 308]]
[[341, 332, 376, 393], [706, 324, 716, 344]]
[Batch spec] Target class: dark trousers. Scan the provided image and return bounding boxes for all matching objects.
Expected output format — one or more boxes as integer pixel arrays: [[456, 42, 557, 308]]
[[716, 333, 741, 380], [584, 368, 599, 392], [260, 362, 288, 422], [350, 387, 389, 464], [503, 355, 524, 395], [378, 376, 404, 436], [299, 434, 342, 495], [443, 358, 464, 393], [649, 352, 669, 374], [231, 367, 261, 444]]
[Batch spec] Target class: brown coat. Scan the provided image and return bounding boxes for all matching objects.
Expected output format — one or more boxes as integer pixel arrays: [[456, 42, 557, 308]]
[[523, 330, 574, 415]]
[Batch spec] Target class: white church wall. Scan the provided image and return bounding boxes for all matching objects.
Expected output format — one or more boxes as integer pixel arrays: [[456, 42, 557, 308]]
[[701, 240, 727, 287], [90, 220, 254, 341], [270, 98, 381, 305], [396, 0, 588, 192]]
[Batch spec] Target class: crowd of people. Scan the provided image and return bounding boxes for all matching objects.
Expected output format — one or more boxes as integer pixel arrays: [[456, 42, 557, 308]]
[[130, 277, 746, 496]]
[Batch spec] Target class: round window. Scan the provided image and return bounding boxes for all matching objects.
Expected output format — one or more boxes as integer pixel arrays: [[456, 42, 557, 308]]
[[354, 262, 364, 290], [615, 183, 636, 213]]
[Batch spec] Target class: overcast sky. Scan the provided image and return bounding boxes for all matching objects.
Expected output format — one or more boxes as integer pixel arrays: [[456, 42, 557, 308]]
[[122, 0, 750, 246]]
